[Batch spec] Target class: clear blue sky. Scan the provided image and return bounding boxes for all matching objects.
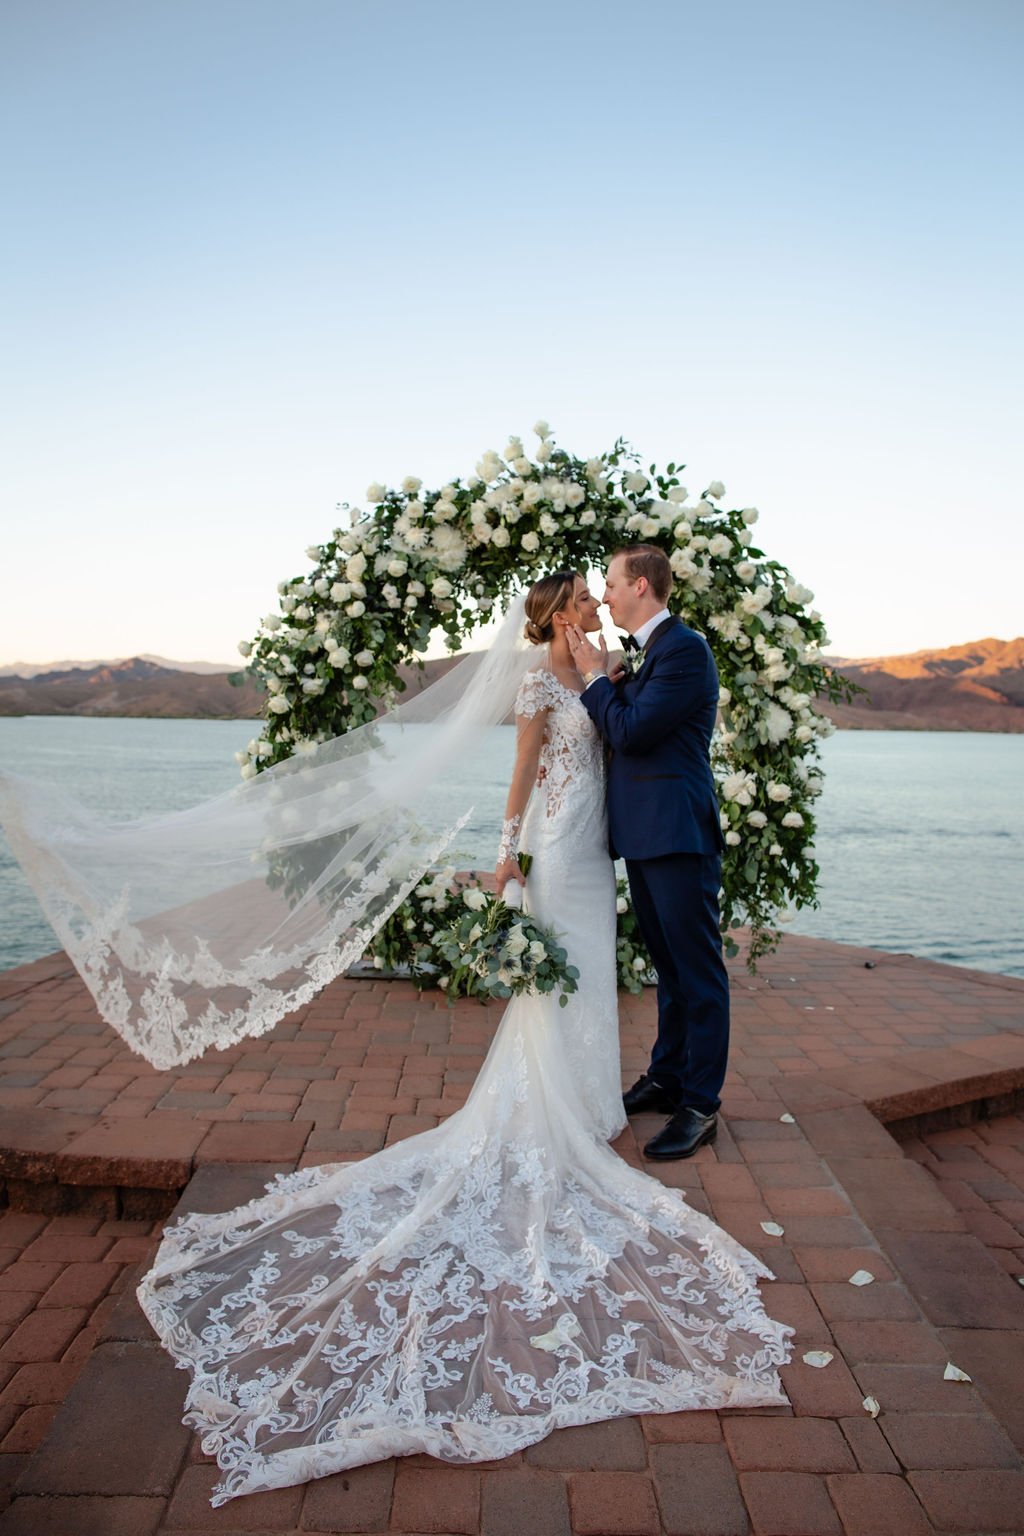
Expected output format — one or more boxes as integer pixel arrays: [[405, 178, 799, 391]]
[[1, 0, 1021, 664]]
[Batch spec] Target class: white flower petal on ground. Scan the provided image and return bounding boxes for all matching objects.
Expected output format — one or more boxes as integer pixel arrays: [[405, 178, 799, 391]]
[[779, 1113, 795, 1124], [802, 1351, 833, 1369], [760, 1221, 785, 1237], [849, 1270, 875, 1287], [863, 1396, 881, 1418], [943, 1362, 972, 1382]]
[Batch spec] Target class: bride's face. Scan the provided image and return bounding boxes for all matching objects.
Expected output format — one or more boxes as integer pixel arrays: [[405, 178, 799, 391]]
[[557, 577, 602, 633]]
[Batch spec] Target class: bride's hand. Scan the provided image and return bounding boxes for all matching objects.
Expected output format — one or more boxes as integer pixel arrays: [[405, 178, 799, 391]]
[[567, 626, 608, 677], [495, 859, 525, 892]]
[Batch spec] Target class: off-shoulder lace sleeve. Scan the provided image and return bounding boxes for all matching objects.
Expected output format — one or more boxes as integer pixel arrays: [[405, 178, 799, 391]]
[[514, 670, 554, 720]]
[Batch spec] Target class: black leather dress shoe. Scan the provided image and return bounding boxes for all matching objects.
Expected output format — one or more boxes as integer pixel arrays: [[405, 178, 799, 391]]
[[643, 1107, 718, 1161], [622, 1075, 679, 1116]]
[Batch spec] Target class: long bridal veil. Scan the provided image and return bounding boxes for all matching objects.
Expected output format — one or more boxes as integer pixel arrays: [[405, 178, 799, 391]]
[[0, 596, 534, 1068]]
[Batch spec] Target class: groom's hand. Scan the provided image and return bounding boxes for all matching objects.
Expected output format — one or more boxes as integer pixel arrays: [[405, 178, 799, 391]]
[[567, 625, 609, 680]]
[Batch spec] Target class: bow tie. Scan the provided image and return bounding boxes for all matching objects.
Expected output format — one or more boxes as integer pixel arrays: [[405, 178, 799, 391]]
[[622, 634, 640, 652]]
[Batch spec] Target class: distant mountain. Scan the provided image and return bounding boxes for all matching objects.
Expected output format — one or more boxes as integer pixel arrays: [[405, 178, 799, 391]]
[[0, 658, 264, 720], [2, 639, 1021, 731], [0, 654, 235, 678], [821, 637, 1024, 733]]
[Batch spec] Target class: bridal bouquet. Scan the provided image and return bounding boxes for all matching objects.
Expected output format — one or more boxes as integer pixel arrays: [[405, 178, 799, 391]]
[[435, 887, 580, 1006]]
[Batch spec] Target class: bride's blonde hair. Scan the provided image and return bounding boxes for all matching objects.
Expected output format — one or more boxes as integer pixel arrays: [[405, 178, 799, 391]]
[[523, 570, 579, 646]]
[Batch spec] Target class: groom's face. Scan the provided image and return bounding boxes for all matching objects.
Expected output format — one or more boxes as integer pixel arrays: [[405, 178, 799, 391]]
[[602, 555, 644, 632]]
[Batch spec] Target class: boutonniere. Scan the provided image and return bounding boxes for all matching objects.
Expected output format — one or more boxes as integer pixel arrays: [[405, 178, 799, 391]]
[[619, 642, 648, 679]]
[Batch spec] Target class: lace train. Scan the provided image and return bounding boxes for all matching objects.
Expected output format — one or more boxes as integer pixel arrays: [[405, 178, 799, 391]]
[[138, 994, 791, 1505], [137, 669, 792, 1506]]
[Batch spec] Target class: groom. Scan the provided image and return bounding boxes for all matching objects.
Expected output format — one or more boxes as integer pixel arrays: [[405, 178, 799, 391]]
[[569, 544, 729, 1160]]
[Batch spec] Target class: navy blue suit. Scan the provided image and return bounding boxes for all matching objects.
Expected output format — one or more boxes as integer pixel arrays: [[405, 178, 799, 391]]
[[580, 617, 730, 1114]]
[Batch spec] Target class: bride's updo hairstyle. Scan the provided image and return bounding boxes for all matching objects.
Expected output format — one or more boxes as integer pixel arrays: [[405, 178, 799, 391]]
[[523, 570, 579, 646]]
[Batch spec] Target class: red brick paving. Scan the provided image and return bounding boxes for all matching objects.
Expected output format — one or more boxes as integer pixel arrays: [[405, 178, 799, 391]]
[[0, 1210, 160, 1515], [0, 933, 1022, 1532]]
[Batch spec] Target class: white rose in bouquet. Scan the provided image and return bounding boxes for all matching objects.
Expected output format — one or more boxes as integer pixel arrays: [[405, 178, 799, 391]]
[[794, 724, 814, 743], [328, 646, 350, 668], [347, 600, 366, 617], [725, 830, 742, 846], [786, 581, 814, 606], [330, 582, 350, 602], [463, 887, 487, 911], [747, 810, 768, 828], [406, 499, 425, 519], [769, 842, 783, 856], [735, 561, 757, 584], [624, 470, 649, 495], [521, 531, 540, 552], [781, 810, 805, 828], [491, 525, 511, 547], [352, 675, 369, 690], [268, 695, 291, 713], [401, 476, 422, 494], [346, 551, 367, 580], [535, 442, 552, 464], [533, 419, 551, 439], [565, 483, 585, 508], [408, 580, 425, 596], [706, 480, 725, 499], [237, 640, 252, 657], [387, 558, 407, 578], [640, 518, 661, 538], [522, 483, 543, 506], [616, 896, 628, 914], [673, 521, 692, 543], [707, 533, 732, 558], [580, 508, 596, 526], [528, 939, 547, 964], [505, 925, 528, 957], [431, 577, 454, 599], [667, 486, 689, 503], [539, 513, 558, 535], [432, 499, 457, 523], [742, 506, 759, 525], [767, 781, 791, 801], [355, 650, 374, 667], [314, 578, 330, 597], [263, 614, 282, 631], [366, 483, 386, 503]]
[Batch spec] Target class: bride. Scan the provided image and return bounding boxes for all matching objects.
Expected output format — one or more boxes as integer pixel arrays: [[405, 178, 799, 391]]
[[134, 569, 793, 1506]]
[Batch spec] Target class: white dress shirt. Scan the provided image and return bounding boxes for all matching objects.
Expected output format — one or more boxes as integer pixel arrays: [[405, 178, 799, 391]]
[[630, 608, 671, 650]]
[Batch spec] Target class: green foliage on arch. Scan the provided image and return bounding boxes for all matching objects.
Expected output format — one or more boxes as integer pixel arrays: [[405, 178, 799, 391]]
[[237, 424, 853, 966]]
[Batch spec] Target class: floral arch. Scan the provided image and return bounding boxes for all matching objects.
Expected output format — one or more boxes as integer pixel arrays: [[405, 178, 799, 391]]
[[236, 424, 851, 971]]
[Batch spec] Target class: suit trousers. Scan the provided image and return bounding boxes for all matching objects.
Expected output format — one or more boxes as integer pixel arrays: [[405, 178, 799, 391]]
[[625, 851, 730, 1115]]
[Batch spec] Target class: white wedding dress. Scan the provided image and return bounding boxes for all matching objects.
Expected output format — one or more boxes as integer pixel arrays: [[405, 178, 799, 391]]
[[137, 666, 792, 1506]]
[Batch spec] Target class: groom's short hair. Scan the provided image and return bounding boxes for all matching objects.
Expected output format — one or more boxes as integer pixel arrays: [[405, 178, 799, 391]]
[[612, 544, 673, 602]]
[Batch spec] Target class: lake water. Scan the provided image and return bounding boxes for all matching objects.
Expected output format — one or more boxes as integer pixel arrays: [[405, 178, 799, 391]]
[[0, 718, 1021, 977]]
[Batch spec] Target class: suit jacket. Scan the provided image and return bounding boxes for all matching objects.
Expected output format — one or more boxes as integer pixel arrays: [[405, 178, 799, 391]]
[[580, 616, 725, 861]]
